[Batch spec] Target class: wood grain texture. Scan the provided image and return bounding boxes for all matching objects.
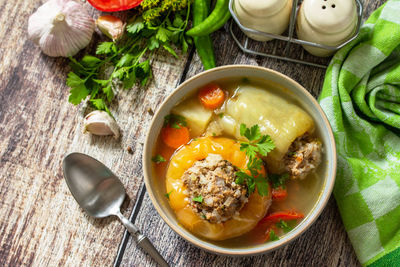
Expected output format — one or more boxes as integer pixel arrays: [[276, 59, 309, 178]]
[[0, 1, 189, 266], [119, 1, 384, 266], [0, 0, 385, 266]]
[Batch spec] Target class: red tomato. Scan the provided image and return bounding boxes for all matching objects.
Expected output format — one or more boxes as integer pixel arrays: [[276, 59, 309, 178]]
[[87, 0, 143, 11]]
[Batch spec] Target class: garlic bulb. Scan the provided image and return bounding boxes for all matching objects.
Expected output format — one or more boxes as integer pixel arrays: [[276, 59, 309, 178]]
[[83, 110, 120, 139], [28, 0, 95, 57], [96, 15, 126, 41]]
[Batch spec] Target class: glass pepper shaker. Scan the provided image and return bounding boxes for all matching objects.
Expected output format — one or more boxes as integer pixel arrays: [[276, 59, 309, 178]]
[[296, 0, 358, 57]]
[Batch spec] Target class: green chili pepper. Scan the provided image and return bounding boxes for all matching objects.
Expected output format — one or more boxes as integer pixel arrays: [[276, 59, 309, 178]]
[[186, 0, 231, 37], [192, 0, 216, 70]]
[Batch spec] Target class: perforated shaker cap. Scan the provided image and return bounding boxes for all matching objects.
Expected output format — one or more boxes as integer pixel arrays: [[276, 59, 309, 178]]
[[237, 0, 288, 17], [303, 0, 356, 34]]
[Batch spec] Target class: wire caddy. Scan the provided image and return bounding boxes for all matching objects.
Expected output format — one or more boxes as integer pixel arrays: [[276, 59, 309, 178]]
[[228, 0, 364, 68]]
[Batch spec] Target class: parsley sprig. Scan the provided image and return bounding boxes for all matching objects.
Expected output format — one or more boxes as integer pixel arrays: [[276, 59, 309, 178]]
[[235, 124, 276, 196], [269, 230, 279, 241], [193, 195, 203, 203], [163, 114, 187, 129], [276, 220, 293, 233], [66, 0, 192, 113], [269, 173, 289, 189], [152, 154, 166, 163]]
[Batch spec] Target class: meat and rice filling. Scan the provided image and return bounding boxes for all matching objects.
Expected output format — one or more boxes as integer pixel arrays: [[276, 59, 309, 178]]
[[284, 133, 322, 180], [182, 154, 248, 224]]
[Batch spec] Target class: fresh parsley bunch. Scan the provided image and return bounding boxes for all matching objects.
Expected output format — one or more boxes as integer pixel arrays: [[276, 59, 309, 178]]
[[66, 0, 192, 113], [235, 124, 276, 196]]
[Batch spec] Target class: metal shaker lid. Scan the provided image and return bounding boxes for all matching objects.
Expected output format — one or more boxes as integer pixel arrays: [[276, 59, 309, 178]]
[[303, 0, 357, 34]]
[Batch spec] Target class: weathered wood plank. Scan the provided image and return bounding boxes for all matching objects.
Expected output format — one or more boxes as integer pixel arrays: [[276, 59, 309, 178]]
[[119, 0, 383, 266], [0, 1, 190, 266]]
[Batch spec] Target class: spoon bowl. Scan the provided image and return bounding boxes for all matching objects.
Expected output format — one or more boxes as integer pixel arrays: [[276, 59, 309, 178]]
[[62, 152, 169, 267], [63, 153, 125, 218]]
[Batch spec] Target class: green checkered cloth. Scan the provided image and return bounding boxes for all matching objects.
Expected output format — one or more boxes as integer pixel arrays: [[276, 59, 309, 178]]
[[318, 0, 400, 266]]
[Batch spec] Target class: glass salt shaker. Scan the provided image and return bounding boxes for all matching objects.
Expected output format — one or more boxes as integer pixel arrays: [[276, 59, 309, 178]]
[[233, 0, 293, 42]]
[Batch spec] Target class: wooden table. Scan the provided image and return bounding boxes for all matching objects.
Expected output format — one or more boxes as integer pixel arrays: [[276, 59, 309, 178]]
[[0, 0, 383, 266]]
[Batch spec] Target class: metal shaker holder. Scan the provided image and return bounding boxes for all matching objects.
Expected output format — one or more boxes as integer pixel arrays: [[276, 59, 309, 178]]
[[228, 0, 364, 68]]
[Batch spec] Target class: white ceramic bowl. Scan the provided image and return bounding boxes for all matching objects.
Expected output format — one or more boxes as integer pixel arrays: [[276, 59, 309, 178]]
[[143, 65, 336, 256]]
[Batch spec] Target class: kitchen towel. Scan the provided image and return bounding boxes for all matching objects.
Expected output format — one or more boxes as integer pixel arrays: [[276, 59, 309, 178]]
[[319, 0, 400, 266]]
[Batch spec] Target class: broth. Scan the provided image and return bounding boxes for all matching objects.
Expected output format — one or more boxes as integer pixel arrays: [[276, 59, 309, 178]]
[[152, 77, 325, 248]]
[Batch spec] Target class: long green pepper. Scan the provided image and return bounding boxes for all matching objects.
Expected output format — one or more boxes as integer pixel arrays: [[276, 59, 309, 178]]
[[186, 0, 231, 37], [192, 0, 216, 69]]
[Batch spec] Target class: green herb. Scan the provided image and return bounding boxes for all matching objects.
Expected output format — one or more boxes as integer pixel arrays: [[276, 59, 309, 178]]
[[276, 220, 293, 233], [165, 190, 173, 199], [201, 214, 206, 219], [193, 195, 203, 203], [66, 0, 192, 113], [269, 230, 279, 241], [212, 132, 216, 136], [67, 42, 150, 114], [235, 124, 275, 196], [218, 113, 224, 118], [163, 114, 187, 129], [152, 154, 166, 163], [269, 173, 289, 189], [239, 124, 276, 159]]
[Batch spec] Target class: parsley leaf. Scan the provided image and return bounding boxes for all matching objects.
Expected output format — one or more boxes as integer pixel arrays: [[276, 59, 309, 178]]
[[269, 230, 279, 241], [269, 173, 289, 189], [165, 190, 173, 200], [193, 195, 203, 203], [156, 27, 172, 42], [255, 177, 270, 196], [96, 42, 117, 55], [117, 53, 135, 67], [236, 124, 275, 196], [164, 114, 187, 129], [90, 98, 106, 110], [239, 124, 275, 159], [276, 220, 293, 233], [81, 55, 102, 68], [256, 135, 276, 157], [66, 72, 85, 88], [126, 17, 145, 34], [148, 36, 160, 50], [163, 43, 178, 58], [240, 124, 262, 142], [67, 77, 90, 105], [152, 154, 166, 163]]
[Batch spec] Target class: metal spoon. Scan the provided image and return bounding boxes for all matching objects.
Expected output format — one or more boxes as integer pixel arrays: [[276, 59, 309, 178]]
[[62, 152, 169, 267]]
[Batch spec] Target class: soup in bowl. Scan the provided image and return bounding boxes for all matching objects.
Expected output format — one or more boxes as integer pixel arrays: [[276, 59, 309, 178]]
[[143, 65, 336, 255]]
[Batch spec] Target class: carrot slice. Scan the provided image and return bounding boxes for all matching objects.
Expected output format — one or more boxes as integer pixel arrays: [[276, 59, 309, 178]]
[[198, 83, 225, 110], [161, 124, 190, 149], [259, 211, 304, 224], [272, 186, 288, 201]]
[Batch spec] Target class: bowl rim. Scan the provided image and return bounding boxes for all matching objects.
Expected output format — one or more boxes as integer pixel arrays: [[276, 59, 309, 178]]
[[143, 64, 337, 256]]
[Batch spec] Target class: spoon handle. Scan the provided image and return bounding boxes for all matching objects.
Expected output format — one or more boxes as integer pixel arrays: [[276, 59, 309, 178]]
[[115, 211, 170, 267]]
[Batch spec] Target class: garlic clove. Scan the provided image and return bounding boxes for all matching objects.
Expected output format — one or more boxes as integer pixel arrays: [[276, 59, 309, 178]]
[[28, 0, 95, 57], [83, 110, 120, 139], [96, 15, 126, 41]]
